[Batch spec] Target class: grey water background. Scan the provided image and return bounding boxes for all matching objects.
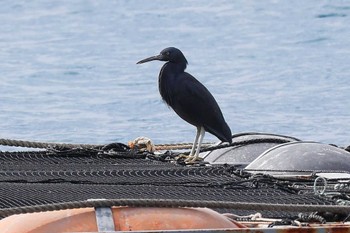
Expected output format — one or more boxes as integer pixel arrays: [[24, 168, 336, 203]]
[[0, 0, 349, 151]]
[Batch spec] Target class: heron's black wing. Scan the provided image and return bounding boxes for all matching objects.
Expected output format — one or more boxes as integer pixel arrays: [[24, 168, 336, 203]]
[[170, 72, 232, 143]]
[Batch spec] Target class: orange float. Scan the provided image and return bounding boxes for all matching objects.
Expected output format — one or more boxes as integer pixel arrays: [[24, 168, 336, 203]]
[[0, 207, 245, 232]]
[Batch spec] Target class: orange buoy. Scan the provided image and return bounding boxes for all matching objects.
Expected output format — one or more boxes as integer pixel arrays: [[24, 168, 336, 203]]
[[0, 207, 244, 232]]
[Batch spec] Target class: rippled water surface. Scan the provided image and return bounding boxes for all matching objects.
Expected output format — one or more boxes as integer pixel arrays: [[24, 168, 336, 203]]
[[1, 0, 349, 150]]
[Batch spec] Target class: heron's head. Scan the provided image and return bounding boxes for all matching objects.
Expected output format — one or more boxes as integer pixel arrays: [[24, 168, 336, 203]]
[[137, 47, 188, 65]]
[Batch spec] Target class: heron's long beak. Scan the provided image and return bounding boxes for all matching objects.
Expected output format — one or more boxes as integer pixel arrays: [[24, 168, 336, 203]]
[[136, 54, 164, 64]]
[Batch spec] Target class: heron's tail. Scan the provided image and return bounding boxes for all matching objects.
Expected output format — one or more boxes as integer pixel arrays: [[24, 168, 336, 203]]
[[205, 122, 232, 144]]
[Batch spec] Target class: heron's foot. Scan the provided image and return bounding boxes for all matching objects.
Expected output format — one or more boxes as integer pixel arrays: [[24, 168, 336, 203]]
[[184, 155, 203, 163], [174, 154, 203, 164], [175, 154, 188, 160]]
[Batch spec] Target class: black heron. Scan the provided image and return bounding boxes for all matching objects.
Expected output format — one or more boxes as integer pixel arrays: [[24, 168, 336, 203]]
[[137, 47, 232, 162]]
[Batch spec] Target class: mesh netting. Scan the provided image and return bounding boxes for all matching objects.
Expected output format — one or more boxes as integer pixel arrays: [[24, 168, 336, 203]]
[[0, 149, 337, 219]]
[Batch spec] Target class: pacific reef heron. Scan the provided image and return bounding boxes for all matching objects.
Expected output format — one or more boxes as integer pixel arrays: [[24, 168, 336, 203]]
[[137, 47, 232, 162]]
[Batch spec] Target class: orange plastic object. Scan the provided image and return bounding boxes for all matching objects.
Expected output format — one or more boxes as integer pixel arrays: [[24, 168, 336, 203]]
[[0, 207, 244, 232]]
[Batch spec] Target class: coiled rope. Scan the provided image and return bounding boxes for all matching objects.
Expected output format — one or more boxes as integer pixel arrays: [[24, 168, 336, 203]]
[[0, 198, 349, 218]]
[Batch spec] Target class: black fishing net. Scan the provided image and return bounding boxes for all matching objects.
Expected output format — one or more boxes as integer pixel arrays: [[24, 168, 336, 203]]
[[0, 148, 339, 220]]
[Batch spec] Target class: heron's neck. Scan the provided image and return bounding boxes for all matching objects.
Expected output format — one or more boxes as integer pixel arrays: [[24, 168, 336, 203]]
[[159, 62, 185, 84], [158, 62, 185, 106]]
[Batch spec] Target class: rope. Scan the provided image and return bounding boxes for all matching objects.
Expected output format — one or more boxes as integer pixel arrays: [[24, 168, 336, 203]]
[[0, 198, 349, 218], [0, 139, 203, 150], [155, 137, 296, 152], [1, 137, 348, 154], [0, 138, 101, 149], [0, 137, 299, 158], [196, 138, 292, 154], [154, 142, 213, 150], [0, 138, 212, 151]]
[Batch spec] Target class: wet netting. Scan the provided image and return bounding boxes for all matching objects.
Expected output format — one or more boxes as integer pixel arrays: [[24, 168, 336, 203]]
[[0, 146, 344, 220]]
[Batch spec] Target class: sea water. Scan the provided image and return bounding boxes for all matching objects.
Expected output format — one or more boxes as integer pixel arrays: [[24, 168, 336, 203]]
[[0, 0, 349, 151]]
